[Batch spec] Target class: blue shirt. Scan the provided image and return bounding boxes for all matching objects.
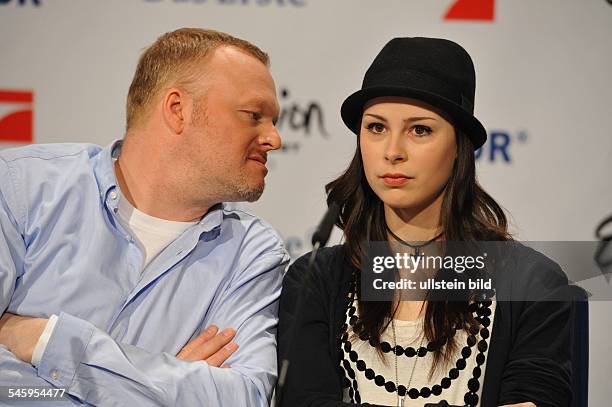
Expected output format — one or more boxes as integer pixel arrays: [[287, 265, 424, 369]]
[[0, 141, 289, 406]]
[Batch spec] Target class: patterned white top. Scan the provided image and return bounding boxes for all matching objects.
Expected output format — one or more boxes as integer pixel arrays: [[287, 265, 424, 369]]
[[342, 300, 496, 407]]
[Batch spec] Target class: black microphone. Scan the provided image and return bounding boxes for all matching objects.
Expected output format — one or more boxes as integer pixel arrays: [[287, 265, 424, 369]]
[[306, 202, 340, 271], [311, 202, 340, 247], [275, 202, 340, 407]]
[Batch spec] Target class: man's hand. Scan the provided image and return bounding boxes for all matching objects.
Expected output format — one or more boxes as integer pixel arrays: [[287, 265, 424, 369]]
[[0, 313, 47, 363], [176, 325, 238, 368]]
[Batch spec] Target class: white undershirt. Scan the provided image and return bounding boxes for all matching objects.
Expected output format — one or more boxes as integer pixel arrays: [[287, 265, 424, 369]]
[[342, 300, 496, 407], [31, 194, 198, 367], [115, 194, 198, 270]]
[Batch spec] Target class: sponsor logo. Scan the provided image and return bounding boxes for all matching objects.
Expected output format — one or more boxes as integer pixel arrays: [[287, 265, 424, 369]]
[[144, 0, 305, 6], [0, 0, 41, 6], [475, 130, 528, 163], [0, 90, 34, 143], [444, 0, 495, 21], [275, 87, 328, 154]]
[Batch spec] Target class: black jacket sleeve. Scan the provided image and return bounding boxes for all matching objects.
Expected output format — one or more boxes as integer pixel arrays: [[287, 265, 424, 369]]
[[494, 246, 573, 407]]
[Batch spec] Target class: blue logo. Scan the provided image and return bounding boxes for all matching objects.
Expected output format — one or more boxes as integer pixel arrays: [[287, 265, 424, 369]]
[[144, 0, 305, 6], [475, 130, 528, 163], [0, 0, 40, 5]]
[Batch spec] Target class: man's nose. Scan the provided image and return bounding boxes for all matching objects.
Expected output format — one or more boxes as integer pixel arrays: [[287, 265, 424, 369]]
[[261, 126, 282, 151]]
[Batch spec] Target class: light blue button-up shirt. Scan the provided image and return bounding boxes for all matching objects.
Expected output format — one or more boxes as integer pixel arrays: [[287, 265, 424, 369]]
[[0, 141, 289, 406]]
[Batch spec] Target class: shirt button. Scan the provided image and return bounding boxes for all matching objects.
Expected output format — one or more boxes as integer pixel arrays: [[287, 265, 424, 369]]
[[51, 370, 60, 380], [109, 190, 118, 200]]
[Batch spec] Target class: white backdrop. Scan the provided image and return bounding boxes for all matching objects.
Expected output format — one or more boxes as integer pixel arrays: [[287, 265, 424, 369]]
[[1, 0, 611, 403]]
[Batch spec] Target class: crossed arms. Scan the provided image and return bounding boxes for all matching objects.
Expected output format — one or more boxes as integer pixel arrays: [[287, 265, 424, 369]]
[[0, 172, 288, 406]]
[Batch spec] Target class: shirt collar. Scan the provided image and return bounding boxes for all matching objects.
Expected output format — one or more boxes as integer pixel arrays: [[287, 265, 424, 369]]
[[199, 203, 224, 234], [93, 139, 122, 201], [94, 139, 223, 234]]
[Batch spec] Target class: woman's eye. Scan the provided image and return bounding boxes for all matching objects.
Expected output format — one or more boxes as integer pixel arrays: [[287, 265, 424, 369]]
[[367, 123, 385, 134], [413, 125, 432, 137]]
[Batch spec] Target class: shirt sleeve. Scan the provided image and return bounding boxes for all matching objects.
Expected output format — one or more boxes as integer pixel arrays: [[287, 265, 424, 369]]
[[36, 248, 289, 407], [0, 158, 25, 314]]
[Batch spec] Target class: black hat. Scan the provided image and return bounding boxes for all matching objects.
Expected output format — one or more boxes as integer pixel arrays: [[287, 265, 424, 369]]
[[341, 37, 487, 149]]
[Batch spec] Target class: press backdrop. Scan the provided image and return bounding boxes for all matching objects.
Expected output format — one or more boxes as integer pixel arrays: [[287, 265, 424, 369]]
[[1, 0, 611, 403]]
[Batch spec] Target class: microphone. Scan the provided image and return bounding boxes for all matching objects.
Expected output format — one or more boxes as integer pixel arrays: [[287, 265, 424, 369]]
[[311, 202, 340, 247], [307, 202, 340, 270], [275, 202, 340, 407]]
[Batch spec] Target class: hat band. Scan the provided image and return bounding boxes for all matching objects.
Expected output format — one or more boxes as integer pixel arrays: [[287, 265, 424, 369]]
[[362, 68, 473, 113]]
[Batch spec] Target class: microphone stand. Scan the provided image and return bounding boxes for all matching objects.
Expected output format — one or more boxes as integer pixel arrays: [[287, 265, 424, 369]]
[[275, 203, 339, 407]]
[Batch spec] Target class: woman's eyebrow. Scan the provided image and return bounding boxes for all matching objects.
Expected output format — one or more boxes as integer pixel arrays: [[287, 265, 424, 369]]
[[364, 113, 437, 123], [405, 116, 437, 123], [363, 113, 387, 122]]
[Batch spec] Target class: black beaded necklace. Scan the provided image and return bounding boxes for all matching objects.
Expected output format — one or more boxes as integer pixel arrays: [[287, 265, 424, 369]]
[[339, 283, 493, 407]]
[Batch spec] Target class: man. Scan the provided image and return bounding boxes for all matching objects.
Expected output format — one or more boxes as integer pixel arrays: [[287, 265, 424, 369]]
[[0, 28, 288, 406]]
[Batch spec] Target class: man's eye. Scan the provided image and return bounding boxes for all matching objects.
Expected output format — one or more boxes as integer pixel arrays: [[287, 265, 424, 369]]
[[413, 125, 432, 137], [366, 123, 385, 134], [241, 110, 262, 122]]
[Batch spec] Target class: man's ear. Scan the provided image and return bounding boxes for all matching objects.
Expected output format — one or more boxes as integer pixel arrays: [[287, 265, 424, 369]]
[[162, 88, 191, 135]]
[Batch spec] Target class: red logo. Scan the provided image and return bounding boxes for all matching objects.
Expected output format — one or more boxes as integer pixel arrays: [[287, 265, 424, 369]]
[[444, 0, 495, 21], [0, 90, 33, 143]]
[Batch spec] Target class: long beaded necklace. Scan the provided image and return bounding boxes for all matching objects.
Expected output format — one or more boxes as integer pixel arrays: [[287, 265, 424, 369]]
[[392, 319, 423, 407], [339, 285, 493, 407]]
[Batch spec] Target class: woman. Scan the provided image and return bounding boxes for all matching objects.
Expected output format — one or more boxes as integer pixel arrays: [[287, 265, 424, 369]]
[[278, 38, 573, 407]]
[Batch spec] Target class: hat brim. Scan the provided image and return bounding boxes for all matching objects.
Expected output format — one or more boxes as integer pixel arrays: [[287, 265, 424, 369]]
[[341, 86, 487, 150]]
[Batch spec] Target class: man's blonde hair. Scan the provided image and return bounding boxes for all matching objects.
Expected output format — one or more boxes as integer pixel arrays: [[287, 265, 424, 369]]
[[126, 28, 269, 130]]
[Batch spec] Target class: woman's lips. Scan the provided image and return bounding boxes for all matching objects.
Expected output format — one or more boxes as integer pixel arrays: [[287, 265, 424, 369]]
[[381, 174, 412, 186]]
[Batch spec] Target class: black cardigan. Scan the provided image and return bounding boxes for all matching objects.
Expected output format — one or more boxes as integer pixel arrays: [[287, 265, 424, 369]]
[[278, 244, 573, 407]]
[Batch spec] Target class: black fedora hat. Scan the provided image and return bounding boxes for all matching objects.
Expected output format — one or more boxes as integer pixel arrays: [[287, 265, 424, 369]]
[[341, 37, 487, 150]]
